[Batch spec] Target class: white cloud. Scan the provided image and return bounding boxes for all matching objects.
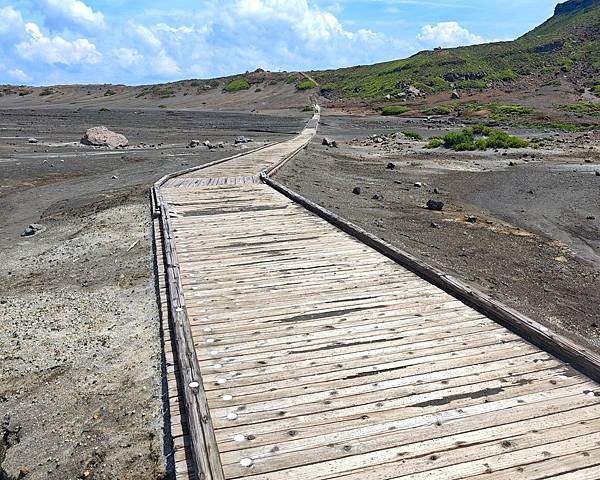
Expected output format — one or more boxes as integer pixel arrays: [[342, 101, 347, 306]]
[[42, 0, 106, 29], [16, 22, 102, 65], [155, 50, 181, 76], [129, 23, 162, 49], [0, 6, 25, 36], [111, 47, 144, 68], [8, 68, 31, 82], [417, 21, 485, 47]]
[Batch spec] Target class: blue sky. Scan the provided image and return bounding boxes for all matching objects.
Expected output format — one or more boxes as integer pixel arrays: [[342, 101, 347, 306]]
[[0, 0, 559, 86]]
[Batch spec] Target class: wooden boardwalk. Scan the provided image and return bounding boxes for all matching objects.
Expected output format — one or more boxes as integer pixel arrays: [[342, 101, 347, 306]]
[[153, 110, 600, 480]]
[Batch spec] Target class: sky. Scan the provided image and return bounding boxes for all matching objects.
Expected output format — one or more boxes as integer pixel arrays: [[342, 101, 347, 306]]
[[0, 0, 561, 86]]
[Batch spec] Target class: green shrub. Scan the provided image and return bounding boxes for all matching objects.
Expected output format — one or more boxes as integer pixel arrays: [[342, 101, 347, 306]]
[[158, 88, 176, 98], [425, 105, 455, 115], [301, 105, 314, 112], [490, 104, 531, 116], [190, 80, 201, 87], [296, 79, 317, 90], [286, 75, 299, 84], [18, 89, 33, 96], [425, 138, 444, 148], [39, 88, 54, 96], [224, 78, 250, 92], [594, 84, 600, 96], [401, 131, 422, 140], [382, 105, 410, 116], [208, 80, 220, 88], [320, 82, 337, 92], [497, 69, 518, 81], [456, 80, 488, 90], [432, 126, 528, 151], [104, 89, 117, 96]]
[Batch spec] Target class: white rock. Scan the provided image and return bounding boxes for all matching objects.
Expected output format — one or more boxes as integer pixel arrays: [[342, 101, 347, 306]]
[[81, 126, 128, 148]]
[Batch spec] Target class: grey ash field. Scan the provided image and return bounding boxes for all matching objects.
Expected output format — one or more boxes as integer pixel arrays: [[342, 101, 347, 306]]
[[0, 103, 599, 478]]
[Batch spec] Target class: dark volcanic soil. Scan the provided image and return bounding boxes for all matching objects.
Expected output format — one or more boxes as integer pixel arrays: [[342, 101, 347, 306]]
[[277, 112, 600, 352], [0, 107, 306, 480]]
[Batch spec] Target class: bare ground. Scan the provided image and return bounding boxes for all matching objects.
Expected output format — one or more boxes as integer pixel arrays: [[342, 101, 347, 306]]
[[0, 107, 306, 480], [277, 112, 600, 352]]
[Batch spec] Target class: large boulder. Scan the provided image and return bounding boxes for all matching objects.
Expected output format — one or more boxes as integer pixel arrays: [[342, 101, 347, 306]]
[[322, 137, 338, 148], [81, 126, 128, 148]]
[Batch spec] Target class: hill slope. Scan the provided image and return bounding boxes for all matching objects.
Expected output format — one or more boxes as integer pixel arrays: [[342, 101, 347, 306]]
[[312, 0, 600, 101]]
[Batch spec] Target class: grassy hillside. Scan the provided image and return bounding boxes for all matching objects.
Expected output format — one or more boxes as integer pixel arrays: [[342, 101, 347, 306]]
[[312, 0, 600, 100]]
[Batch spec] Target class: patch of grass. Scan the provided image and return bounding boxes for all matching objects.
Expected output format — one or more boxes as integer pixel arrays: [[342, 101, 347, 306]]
[[224, 78, 250, 92], [425, 104, 456, 115], [427, 125, 528, 151], [490, 104, 531, 116], [18, 89, 33, 96], [320, 82, 337, 92], [594, 84, 600, 96], [401, 131, 422, 140], [296, 79, 317, 90], [382, 105, 411, 116], [39, 88, 54, 96], [189, 80, 201, 87], [559, 102, 600, 117], [104, 89, 117, 96], [301, 105, 314, 112], [286, 75, 299, 84], [456, 79, 488, 90], [208, 80, 220, 88]]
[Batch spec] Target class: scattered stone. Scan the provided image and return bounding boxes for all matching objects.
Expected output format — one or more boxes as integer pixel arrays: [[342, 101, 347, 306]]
[[596, 170, 600, 176], [218, 142, 225, 148], [426, 199, 444, 211], [374, 137, 384, 144], [235, 136, 251, 144], [414, 182, 423, 188], [508, 161, 516, 166], [189, 139, 201, 148], [372, 194, 382, 200], [112, 175, 118, 179], [465, 215, 477, 223], [587, 216, 596, 220], [433, 188, 440, 194], [203, 140, 215, 149], [21, 223, 45, 237], [386, 162, 396, 170], [322, 137, 338, 148], [451, 89, 460, 100], [81, 126, 128, 148], [352, 186, 362, 195], [430, 222, 441, 229], [28, 137, 38, 144], [584, 159, 591, 163]]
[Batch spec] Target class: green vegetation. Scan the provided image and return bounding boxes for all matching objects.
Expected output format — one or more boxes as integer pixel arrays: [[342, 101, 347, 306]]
[[426, 125, 528, 151], [189, 80, 201, 87], [104, 89, 117, 96], [301, 105, 314, 112], [39, 88, 54, 96], [296, 79, 317, 90], [286, 74, 299, 84], [310, 1, 600, 100], [594, 84, 600, 96], [208, 79, 220, 88], [559, 102, 600, 117], [18, 89, 33, 96], [224, 78, 250, 92], [456, 80, 488, 90], [320, 82, 337, 92], [382, 105, 411, 116], [401, 131, 423, 140], [425, 104, 456, 115]]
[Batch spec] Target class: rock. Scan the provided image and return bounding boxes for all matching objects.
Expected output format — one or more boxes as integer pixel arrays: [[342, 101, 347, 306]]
[[433, 188, 440, 194], [465, 215, 477, 223], [28, 137, 38, 144], [426, 199, 444, 211], [21, 223, 45, 237], [386, 162, 396, 170], [235, 136, 250, 144], [407, 86, 421, 96], [81, 126, 128, 148], [322, 137, 338, 148], [414, 182, 423, 188], [352, 186, 362, 195], [374, 137, 384, 144], [218, 142, 225, 148], [372, 194, 382, 200], [112, 175, 118, 179], [509, 161, 516, 166], [587, 216, 596, 220], [451, 89, 460, 100], [596, 170, 600, 176], [430, 222, 441, 229], [189, 139, 201, 148]]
